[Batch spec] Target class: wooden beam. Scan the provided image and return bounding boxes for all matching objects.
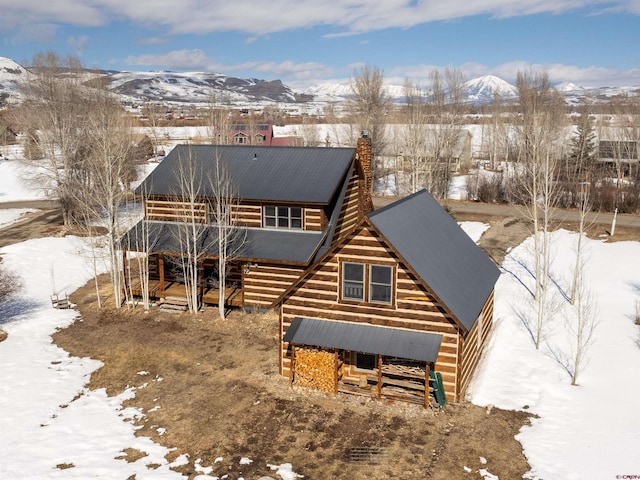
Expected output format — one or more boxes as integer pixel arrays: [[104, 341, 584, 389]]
[[159, 254, 165, 294], [377, 355, 382, 400], [289, 345, 295, 388], [424, 363, 430, 409], [334, 349, 339, 395]]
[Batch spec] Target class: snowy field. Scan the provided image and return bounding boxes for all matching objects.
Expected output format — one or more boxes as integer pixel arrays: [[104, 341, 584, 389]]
[[1, 145, 640, 479]]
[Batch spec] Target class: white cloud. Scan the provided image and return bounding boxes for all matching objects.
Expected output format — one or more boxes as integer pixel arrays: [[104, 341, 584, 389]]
[[3, 1, 640, 37], [126, 49, 220, 71], [125, 49, 334, 82], [387, 61, 639, 89], [137, 37, 169, 46], [68, 35, 89, 55]]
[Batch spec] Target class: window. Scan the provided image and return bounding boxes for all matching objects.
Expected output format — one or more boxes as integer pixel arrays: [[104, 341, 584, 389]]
[[370, 265, 392, 304], [343, 262, 364, 301], [234, 133, 248, 144], [341, 262, 393, 304], [264, 206, 303, 229]]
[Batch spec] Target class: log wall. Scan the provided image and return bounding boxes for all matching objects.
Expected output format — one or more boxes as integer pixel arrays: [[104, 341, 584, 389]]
[[144, 197, 326, 231], [458, 290, 494, 398], [280, 225, 464, 402], [332, 168, 361, 243], [243, 264, 306, 309], [145, 199, 207, 222]]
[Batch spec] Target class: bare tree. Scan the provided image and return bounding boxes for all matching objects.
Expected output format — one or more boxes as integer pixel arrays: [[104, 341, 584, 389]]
[[206, 89, 233, 145], [74, 86, 136, 308], [208, 155, 245, 320], [398, 78, 429, 195], [172, 147, 210, 313], [424, 67, 468, 198], [348, 64, 390, 182], [17, 51, 93, 226], [570, 181, 595, 304], [513, 69, 568, 349], [142, 102, 166, 157], [567, 266, 599, 385]]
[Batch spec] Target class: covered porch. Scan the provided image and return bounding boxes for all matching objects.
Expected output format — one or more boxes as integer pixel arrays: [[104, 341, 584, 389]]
[[124, 252, 245, 310], [283, 318, 446, 408]]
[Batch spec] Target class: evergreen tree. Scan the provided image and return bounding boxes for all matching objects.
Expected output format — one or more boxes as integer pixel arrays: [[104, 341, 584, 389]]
[[569, 107, 597, 181]]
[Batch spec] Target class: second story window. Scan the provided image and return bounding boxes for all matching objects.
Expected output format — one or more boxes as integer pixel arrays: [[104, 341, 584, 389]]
[[341, 262, 393, 305], [264, 206, 303, 229]]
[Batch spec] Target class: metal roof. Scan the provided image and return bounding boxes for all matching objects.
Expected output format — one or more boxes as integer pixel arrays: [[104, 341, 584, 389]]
[[120, 220, 325, 264], [136, 144, 355, 204], [283, 317, 443, 362], [368, 189, 500, 331]]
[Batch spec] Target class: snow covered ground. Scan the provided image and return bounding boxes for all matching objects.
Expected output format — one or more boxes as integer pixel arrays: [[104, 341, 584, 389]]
[[1, 145, 640, 479]]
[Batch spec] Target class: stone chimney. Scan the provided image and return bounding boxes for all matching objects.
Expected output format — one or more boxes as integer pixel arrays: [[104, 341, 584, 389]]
[[356, 131, 374, 218]]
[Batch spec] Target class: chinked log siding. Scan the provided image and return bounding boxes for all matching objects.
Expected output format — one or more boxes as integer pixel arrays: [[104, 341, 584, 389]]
[[243, 264, 306, 308], [231, 204, 261, 227], [144, 197, 326, 231], [145, 199, 207, 222], [332, 169, 361, 243], [458, 290, 494, 397], [280, 224, 465, 402]]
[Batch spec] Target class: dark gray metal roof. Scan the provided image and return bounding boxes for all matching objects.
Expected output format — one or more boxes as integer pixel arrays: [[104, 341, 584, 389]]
[[120, 220, 325, 264], [368, 190, 500, 331], [136, 144, 355, 204], [283, 317, 443, 362]]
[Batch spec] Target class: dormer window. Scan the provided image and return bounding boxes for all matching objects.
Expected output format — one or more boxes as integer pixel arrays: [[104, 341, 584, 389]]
[[264, 206, 303, 229], [234, 133, 248, 144]]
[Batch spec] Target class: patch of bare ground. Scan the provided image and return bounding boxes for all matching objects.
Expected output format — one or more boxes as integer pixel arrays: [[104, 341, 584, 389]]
[[53, 277, 532, 479]]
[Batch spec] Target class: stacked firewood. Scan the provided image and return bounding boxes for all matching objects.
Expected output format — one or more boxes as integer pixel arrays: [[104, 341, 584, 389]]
[[294, 347, 335, 393]]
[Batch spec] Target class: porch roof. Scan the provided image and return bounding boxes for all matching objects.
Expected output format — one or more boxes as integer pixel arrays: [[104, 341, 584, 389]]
[[120, 220, 325, 265], [283, 317, 442, 363]]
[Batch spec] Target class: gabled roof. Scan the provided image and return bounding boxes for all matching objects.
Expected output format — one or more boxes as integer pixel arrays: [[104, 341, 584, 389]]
[[136, 144, 355, 204], [368, 189, 500, 331]]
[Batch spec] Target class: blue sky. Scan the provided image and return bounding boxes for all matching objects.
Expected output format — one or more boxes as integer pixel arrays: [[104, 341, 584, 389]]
[[1, 1, 639, 89]]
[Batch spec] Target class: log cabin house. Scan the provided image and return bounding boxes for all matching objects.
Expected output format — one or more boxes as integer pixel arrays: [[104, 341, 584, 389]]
[[119, 136, 499, 406], [276, 189, 500, 405], [119, 137, 373, 310]]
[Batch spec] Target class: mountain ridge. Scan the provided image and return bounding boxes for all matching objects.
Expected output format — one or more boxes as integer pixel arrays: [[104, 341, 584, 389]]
[[0, 56, 638, 108]]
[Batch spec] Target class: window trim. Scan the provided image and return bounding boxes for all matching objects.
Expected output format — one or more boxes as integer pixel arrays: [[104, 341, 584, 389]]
[[342, 262, 365, 301], [263, 205, 304, 230], [369, 264, 393, 305], [340, 260, 395, 306]]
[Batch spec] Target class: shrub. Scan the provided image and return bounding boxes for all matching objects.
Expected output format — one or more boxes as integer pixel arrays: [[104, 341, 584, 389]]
[[0, 261, 21, 304]]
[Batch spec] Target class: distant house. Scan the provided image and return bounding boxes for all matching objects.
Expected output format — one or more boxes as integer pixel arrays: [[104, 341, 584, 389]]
[[598, 139, 639, 178], [277, 189, 500, 405], [220, 124, 302, 147]]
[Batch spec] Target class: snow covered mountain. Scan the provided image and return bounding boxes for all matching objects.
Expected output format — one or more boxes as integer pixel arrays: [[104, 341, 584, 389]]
[[108, 70, 312, 105], [0, 57, 29, 105], [463, 75, 519, 103], [0, 55, 638, 109]]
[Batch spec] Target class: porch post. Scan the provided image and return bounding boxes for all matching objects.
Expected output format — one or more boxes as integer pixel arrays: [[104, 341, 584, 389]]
[[334, 349, 339, 395], [377, 355, 382, 400], [159, 254, 165, 294], [289, 345, 296, 388], [424, 363, 431, 409], [122, 251, 129, 294]]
